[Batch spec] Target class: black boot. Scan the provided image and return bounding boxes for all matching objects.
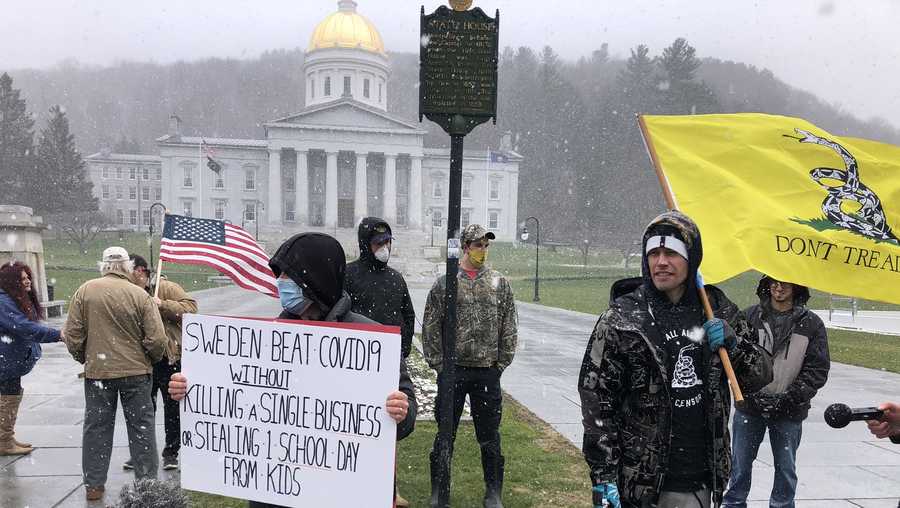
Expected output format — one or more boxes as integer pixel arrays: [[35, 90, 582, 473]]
[[482, 453, 504, 508], [429, 449, 449, 508]]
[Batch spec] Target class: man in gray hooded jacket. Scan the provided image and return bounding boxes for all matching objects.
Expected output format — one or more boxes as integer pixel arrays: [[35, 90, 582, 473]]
[[723, 276, 829, 508]]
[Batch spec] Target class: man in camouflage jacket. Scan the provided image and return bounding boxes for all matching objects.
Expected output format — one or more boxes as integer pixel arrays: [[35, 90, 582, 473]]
[[423, 224, 517, 508], [578, 211, 772, 508]]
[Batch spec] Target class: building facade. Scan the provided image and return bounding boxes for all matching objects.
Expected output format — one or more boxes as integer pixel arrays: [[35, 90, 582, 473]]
[[85, 0, 521, 242]]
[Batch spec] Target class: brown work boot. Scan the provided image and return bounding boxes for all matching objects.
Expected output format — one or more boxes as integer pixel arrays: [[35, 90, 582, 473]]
[[85, 485, 105, 501], [9, 393, 31, 448], [0, 395, 32, 456]]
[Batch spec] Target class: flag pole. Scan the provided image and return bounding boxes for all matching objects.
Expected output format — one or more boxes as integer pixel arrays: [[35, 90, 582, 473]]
[[153, 212, 168, 299], [637, 114, 744, 404]]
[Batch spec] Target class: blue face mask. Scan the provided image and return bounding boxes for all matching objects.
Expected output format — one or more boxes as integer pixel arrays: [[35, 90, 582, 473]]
[[277, 278, 309, 315]]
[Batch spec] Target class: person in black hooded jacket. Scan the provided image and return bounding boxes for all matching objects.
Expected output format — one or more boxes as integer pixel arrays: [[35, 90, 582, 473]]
[[345, 217, 415, 359], [169, 232, 417, 508], [723, 275, 829, 508]]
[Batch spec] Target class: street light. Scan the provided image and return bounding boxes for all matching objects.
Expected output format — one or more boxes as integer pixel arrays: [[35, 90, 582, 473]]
[[521, 216, 540, 302], [147, 202, 166, 276]]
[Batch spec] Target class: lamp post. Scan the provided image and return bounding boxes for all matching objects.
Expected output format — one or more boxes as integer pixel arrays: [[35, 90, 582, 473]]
[[521, 216, 540, 302], [147, 202, 166, 276]]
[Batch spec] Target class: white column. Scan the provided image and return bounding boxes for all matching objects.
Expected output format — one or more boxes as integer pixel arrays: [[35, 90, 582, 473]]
[[325, 151, 338, 228], [383, 154, 397, 224], [409, 156, 423, 230], [268, 148, 282, 225], [296, 150, 309, 225], [354, 152, 368, 225]]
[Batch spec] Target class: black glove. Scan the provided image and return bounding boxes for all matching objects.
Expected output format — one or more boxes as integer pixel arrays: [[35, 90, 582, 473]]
[[752, 392, 788, 419]]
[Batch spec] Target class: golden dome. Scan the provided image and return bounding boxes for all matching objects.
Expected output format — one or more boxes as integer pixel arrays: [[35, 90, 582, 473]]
[[308, 1, 385, 55]]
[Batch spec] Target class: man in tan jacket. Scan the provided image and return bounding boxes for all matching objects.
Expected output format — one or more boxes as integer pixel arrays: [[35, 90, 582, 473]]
[[63, 246, 168, 502], [125, 254, 197, 472]]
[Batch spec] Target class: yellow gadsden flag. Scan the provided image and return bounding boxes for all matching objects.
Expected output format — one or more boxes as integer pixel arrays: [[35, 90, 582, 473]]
[[641, 113, 900, 305]]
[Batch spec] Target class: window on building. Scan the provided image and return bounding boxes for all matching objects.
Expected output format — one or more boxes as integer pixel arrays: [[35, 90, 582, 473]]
[[462, 177, 472, 199], [461, 209, 472, 228], [324, 76, 331, 96], [154, 187, 162, 201], [310, 78, 315, 99], [214, 200, 226, 220], [129, 186, 137, 200], [363, 79, 370, 98], [115, 186, 123, 200], [244, 202, 256, 222], [101, 185, 110, 199], [142, 209, 151, 226], [129, 167, 136, 180], [432, 178, 443, 198], [141, 186, 150, 201], [489, 211, 500, 230], [154, 167, 161, 181], [489, 179, 500, 200], [432, 209, 443, 227], [284, 200, 295, 222], [116, 167, 123, 179], [183, 201, 193, 217], [116, 209, 124, 225], [142, 167, 149, 180], [244, 168, 256, 190], [183, 166, 193, 187], [101, 166, 109, 179], [214, 171, 225, 189], [285, 171, 295, 192], [129, 209, 138, 226], [343, 76, 351, 96]]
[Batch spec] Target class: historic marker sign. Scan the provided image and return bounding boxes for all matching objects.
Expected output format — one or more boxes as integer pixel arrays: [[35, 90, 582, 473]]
[[420, 5, 499, 132], [178, 314, 401, 508]]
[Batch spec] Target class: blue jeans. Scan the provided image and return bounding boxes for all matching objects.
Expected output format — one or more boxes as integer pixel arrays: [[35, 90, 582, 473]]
[[723, 409, 803, 508]]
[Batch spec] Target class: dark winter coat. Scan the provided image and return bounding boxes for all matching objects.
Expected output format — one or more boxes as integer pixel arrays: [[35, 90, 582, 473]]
[[742, 276, 830, 421], [0, 290, 61, 381], [345, 217, 415, 358], [269, 232, 417, 441], [578, 210, 773, 507]]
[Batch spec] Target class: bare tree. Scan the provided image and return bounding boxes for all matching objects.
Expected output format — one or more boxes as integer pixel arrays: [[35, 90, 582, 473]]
[[47, 211, 111, 253]]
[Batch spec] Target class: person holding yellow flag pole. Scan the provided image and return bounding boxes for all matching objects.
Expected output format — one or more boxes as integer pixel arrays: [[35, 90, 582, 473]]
[[578, 114, 774, 508], [578, 210, 772, 508]]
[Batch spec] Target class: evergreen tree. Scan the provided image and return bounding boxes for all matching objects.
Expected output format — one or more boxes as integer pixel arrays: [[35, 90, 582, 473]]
[[0, 73, 34, 205], [658, 38, 719, 114], [30, 105, 97, 214]]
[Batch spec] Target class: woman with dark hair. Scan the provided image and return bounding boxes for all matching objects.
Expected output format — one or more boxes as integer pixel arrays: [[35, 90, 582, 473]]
[[0, 261, 62, 456]]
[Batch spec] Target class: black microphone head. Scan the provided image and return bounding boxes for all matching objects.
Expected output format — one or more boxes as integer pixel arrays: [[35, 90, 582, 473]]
[[825, 403, 852, 428]]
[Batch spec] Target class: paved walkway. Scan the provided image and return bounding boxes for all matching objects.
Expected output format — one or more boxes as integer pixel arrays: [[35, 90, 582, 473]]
[[3, 286, 898, 507]]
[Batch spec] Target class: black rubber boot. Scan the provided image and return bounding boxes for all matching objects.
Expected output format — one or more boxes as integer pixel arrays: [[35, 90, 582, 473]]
[[429, 449, 447, 508], [482, 453, 505, 508]]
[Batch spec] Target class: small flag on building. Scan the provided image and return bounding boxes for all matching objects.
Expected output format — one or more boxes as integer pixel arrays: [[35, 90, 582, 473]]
[[201, 139, 222, 174], [160, 214, 278, 298], [489, 150, 509, 163]]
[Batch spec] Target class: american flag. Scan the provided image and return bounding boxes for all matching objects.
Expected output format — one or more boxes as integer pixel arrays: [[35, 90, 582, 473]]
[[201, 139, 222, 174], [160, 214, 278, 298]]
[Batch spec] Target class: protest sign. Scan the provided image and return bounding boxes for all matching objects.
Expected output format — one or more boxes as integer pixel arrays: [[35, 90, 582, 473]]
[[178, 314, 401, 507]]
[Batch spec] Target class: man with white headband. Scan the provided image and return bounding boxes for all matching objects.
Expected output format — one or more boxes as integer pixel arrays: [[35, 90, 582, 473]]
[[578, 210, 772, 508]]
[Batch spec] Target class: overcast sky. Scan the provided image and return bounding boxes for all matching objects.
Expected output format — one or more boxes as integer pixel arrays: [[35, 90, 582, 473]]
[[5, 0, 899, 128]]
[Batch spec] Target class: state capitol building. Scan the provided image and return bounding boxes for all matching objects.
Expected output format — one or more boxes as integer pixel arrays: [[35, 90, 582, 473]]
[[85, 0, 522, 248]]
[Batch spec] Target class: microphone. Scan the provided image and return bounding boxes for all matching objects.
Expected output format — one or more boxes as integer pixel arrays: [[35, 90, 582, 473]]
[[824, 403, 884, 428]]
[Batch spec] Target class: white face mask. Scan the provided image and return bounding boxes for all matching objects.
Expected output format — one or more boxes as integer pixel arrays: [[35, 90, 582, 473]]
[[374, 245, 391, 263]]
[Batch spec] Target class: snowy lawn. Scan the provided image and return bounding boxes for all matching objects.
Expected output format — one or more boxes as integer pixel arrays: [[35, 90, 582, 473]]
[[43, 231, 221, 304]]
